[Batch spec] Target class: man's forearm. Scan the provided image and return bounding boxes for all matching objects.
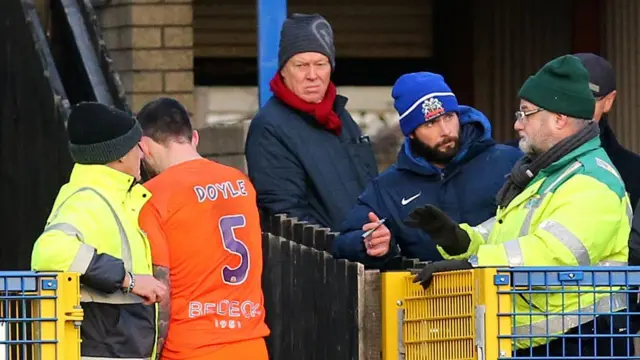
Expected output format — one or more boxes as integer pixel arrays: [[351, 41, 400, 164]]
[[153, 265, 171, 360], [80, 252, 127, 293]]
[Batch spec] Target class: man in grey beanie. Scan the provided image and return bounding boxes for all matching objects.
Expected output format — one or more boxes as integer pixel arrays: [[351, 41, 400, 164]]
[[245, 13, 378, 230], [31, 102, 166, 359]]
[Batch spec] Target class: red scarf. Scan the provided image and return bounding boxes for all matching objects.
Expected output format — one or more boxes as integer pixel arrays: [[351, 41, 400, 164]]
[[269, 74, 342, 136]]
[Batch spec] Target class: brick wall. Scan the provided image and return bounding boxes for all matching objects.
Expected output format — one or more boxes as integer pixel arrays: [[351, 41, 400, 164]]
[[98, 0, 194, 114]]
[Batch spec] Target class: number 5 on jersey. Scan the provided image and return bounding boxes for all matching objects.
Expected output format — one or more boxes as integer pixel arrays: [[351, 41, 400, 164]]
[[219, 215, 251, 285]]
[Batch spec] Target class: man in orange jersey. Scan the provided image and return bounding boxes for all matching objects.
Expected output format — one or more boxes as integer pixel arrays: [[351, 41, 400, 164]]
[[136, 98, 270, 360]]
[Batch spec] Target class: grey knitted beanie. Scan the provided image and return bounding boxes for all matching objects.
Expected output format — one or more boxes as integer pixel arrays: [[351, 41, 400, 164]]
[[278, 13, 336, 70]]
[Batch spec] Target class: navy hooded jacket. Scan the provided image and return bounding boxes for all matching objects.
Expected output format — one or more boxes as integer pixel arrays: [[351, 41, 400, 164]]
[[332, 105, 523, 266]]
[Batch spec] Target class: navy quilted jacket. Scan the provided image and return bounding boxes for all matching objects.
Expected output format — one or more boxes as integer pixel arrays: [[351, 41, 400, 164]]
[[245, 95, 378, 230]]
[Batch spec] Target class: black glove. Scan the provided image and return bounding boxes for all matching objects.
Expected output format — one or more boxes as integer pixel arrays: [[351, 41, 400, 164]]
[[404, 205, 471, 255], [412, 259, 473, 289]]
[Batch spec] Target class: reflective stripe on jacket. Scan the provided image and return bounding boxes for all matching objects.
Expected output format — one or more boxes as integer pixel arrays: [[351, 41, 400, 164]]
[[441, 138, 631, 349], [31, 164, 156, 359]]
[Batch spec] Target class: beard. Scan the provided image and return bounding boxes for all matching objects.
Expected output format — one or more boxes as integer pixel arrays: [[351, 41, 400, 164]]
[[140, 160, 159, 183], [518, 135, 546, 158], [409, 136, 460, 165]]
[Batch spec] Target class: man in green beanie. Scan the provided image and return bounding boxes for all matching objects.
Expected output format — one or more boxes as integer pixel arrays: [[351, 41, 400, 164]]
[[404, 55, 632, 357]]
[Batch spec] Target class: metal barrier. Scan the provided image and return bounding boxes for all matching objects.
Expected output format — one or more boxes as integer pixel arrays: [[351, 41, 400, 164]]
[[0, 272, 82, 360], [381, 267, 640, 360]]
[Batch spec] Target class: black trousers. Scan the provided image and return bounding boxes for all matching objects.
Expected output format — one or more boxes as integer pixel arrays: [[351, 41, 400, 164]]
[[514, 315, 634, 359]]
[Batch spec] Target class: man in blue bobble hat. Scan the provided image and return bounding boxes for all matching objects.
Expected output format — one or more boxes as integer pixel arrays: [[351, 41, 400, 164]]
[[332, 72, 523, 267]]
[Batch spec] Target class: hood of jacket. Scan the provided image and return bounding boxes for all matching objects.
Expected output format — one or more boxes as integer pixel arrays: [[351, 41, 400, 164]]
[[396, 105, 496, 176]]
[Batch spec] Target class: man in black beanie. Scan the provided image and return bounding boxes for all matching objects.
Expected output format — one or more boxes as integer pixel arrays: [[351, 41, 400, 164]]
[[246, 13, 378, 231], [31, 102, 167, 359]]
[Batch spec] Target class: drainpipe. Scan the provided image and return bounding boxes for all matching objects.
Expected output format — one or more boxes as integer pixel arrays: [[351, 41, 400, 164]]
[[257, 0, 286, 108]]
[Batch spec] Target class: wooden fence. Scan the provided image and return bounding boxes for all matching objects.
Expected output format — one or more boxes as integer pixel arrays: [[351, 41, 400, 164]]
[[260, 213, 424, 360]]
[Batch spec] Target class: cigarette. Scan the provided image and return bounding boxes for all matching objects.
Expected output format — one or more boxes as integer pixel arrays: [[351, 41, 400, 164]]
[[361, 218, 387, 239]]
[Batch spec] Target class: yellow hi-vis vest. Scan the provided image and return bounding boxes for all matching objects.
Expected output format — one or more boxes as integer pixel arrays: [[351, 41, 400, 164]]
[[31, 164, 157, 359], [441, 138, 631, 349]]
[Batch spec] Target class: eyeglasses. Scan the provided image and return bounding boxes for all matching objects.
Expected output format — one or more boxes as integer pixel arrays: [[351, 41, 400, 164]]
[[515, 107, 545, 123]]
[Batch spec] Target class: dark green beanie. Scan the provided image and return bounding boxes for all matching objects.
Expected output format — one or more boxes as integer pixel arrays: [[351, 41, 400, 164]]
[[518, 55, 595, 120]]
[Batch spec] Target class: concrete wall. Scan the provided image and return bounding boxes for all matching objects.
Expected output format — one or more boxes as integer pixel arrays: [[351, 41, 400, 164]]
[[196, 120, 250, 173], [194, 86, 397, 130], [194, 86, 404, 172]]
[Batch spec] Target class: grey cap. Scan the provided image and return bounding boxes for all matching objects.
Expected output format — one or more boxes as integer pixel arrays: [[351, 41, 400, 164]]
[[278, 13, 336, 70]]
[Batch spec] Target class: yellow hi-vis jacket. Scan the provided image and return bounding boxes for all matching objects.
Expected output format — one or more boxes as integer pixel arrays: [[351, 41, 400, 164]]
[[440, 138, 631, 349], [31, 164, 156, 359]]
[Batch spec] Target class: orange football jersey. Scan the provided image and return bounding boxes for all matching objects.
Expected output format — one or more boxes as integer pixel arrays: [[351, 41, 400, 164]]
[[139, 158, 269, 360]]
